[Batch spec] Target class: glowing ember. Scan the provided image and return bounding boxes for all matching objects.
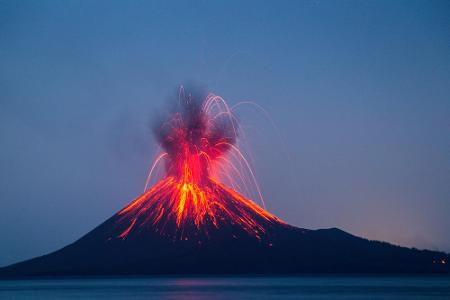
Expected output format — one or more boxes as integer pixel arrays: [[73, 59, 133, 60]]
[[116, 87, 283, 240]]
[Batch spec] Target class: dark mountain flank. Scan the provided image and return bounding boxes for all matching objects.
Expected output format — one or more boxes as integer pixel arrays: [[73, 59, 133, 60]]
[[1, 191, 448, 277]]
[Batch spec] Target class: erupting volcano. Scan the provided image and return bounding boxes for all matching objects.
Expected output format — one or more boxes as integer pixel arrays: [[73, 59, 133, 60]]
[[0, 87, 448, 277], [115, 90, 283, 242]]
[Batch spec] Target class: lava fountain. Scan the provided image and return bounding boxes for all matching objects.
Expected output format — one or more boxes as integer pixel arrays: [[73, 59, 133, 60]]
[[116, 87, 284, 241]]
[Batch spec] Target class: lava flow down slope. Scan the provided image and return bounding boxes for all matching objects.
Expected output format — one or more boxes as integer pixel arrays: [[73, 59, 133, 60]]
[[1, 88, 448, 277]]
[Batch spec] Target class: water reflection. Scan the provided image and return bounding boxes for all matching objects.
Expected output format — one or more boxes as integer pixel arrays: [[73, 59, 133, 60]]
[[1, 276, 450, 300]]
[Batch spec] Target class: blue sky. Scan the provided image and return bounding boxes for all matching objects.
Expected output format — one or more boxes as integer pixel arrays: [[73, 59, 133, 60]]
[[0, 0, 449, 266]]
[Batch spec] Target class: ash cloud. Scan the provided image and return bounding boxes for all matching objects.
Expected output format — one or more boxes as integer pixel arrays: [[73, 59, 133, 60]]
[[153, 84, 238, 164]]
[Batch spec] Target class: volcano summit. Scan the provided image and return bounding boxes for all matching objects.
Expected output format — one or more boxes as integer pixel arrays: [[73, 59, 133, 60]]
[[1, 89, 448, 277]]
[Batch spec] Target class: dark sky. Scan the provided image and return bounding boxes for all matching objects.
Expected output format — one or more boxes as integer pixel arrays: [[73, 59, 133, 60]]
[[1, 0, 449, 266]]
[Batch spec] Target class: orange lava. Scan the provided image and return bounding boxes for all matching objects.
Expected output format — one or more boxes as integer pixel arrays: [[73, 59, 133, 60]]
[[117, 176, 282, 239]]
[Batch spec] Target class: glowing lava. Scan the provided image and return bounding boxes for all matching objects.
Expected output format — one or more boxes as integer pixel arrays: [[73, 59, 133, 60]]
[[116, 88, 283, 240]]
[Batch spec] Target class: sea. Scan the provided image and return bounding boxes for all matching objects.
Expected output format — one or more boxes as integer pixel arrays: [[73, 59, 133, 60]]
[[0, 276, 449, 299]]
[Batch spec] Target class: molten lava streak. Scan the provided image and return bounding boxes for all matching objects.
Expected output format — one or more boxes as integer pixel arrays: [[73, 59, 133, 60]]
[[116, 89, 283, 240]]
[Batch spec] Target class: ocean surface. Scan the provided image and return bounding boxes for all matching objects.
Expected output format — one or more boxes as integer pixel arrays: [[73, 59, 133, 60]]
[[0, 276, 449, 299]]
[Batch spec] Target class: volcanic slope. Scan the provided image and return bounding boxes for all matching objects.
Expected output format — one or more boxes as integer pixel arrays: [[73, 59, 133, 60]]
[[1, 181, 448, 277]]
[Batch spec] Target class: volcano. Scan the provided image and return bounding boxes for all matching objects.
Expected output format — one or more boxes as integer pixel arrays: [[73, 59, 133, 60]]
[[1, 89, 448, 277]]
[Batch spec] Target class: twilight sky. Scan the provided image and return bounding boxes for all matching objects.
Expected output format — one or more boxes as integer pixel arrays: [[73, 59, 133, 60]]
[[1, 0, 449, 266]]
